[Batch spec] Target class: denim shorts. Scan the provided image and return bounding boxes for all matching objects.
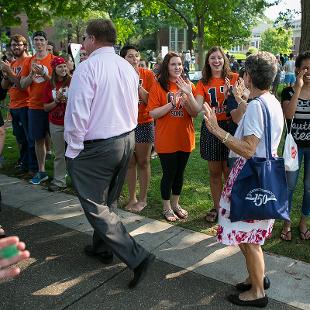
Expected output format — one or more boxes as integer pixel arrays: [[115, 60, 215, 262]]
[[28, 109, 49, 141]]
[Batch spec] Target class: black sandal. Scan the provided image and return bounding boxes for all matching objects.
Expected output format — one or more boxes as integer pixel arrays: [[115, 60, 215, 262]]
[[299, 229, 310, 240], [280, 229, 292, 241]]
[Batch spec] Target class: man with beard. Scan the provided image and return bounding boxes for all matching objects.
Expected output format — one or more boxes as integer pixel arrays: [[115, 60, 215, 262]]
[[1, 35, 38, 175], [20, 31, 54, 184]]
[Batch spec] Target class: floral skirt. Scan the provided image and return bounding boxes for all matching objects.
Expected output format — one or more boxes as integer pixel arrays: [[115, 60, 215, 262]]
[[217, 157, 274, 246]]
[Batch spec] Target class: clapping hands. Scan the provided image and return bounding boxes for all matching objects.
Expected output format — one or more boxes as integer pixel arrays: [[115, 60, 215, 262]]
[[232, 78, 250, 103], [55, 88, 67, 104], [202, 103, 219, 134], [31, 63, 45, 76], [0, 60, 12, 75], [223, 77, 231, 99], [295, 68, 307, 89], [176, 76, 192, 95]]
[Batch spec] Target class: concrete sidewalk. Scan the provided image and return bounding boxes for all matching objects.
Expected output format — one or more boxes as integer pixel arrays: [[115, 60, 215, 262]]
[[0, 173, 309, 310]]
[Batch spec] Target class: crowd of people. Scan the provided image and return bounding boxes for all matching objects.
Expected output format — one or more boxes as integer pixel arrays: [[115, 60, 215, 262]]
[[0, 18, 309, 308]]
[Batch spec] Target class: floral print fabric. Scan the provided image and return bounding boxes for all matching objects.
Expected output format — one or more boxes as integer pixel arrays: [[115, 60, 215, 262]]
[[217, 157, 274, 246]]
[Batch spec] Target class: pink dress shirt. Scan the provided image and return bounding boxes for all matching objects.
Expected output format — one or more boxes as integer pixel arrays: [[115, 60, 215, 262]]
[[64, 46, 139, 158]]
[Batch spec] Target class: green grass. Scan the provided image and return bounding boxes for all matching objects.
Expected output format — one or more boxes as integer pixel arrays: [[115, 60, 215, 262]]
[[1, 101, 309, 263]]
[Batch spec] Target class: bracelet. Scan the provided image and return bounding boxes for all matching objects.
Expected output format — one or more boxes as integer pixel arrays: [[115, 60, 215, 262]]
[[222, 132, 230, 144]]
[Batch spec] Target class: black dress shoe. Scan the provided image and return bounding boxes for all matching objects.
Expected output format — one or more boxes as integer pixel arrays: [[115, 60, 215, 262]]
[[236, 276, 270, 292], [227, 294, 268, 308], [84, 245, 113, 264], [128, 254, 155, 289]]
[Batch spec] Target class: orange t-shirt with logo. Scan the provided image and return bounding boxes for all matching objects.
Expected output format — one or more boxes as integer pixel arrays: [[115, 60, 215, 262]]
[[147, 80, 195, 153], [138, 67, 155, 124], [20, 53, 54, 110], [195, 73, 238, 121], [8, 57, 31, 109]]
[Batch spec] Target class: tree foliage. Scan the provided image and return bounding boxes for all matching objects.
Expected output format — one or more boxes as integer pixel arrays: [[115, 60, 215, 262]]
[[274, 9, 300, 29], [145, 0, 273, 68], [0, 1, 92, 29], [260, 27, 292, 55], [2, 0, 290, 64], [54, 10, 108, 45]]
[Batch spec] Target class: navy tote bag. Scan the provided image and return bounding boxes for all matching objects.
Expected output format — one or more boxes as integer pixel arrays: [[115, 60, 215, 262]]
[[229, 98, 290, 223]]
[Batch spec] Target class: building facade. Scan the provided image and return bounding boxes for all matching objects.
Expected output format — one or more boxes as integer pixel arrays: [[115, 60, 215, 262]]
[[229, 19, 301, 55]]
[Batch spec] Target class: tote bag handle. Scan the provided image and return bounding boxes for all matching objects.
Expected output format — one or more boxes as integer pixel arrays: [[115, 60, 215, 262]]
[[255, 97, 272, 160]]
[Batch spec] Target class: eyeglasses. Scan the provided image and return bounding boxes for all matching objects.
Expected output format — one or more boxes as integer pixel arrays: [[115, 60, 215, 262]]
[[11, 43, 24, 48], [82, 34, 94, 42]]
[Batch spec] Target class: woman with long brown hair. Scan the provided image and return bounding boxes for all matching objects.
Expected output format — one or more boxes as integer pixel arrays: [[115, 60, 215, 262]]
[[147, 52, 198, 221], [195, 46, 238, 222]]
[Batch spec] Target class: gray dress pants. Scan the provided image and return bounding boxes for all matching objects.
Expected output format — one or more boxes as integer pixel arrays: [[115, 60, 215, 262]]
[[66, 131, 148, 269]]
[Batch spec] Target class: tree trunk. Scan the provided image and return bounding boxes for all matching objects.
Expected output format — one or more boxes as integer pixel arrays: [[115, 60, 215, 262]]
[[196, 16, 205, 70], [187, 23, 194, 51], [299, 0, 310, 53]]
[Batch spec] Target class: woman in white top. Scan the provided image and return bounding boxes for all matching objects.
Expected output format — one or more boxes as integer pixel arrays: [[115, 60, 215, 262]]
[[204, 52, 283, 308]]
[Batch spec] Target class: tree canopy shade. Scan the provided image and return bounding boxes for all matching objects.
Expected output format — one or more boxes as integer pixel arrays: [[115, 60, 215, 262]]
[[260, 27, 293, 55]]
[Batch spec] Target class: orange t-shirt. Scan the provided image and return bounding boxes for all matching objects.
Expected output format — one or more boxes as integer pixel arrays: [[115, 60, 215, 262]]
[[195, 73, 238, 121], [20, 53, 54, 110], [138, 67, 155, 124], [147, 80, 195, 153], [8, 57, 31, 109]]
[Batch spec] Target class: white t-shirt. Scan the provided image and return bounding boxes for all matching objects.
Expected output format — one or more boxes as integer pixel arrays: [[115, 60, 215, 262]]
[[230, 92, 284, 158]]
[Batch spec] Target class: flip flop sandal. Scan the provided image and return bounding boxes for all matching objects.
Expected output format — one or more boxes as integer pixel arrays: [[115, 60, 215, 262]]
[[163, 208, 179, 222], [280, 229, 292, 241], [172, 205, 188, 219], [205, 208, 218, 223], [299, 229, 310, 240]]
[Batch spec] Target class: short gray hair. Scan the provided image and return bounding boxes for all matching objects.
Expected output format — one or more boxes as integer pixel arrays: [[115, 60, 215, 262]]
[[245, 52, 277, 90]]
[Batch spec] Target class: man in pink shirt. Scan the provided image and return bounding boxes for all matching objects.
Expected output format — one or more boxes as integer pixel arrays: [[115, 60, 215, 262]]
[[64, 19, 155, 288]]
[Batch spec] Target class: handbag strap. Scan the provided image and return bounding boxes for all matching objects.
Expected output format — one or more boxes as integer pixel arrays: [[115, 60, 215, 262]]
[[255, 97, 273, 159], [284, 116, 294, 134]]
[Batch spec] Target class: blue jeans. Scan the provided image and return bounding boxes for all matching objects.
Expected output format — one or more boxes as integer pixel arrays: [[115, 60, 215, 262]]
[[286, 147, 310, 217], [10, 107, 38, 172]]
